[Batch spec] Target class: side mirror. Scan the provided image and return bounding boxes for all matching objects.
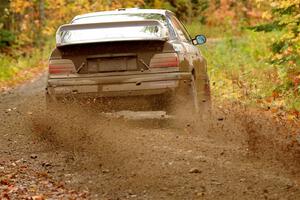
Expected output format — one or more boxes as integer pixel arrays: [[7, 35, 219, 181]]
[[192, 34, 206, 45]]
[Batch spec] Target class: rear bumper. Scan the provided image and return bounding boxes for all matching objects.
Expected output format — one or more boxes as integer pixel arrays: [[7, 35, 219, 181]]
[[46, 72, 192, 98]]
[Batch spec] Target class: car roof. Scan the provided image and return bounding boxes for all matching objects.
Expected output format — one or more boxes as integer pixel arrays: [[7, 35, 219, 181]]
[[72, 9, 170, 22]]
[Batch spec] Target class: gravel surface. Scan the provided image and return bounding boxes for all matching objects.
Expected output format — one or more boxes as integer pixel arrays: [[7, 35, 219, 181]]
[[0, 74, 300, 199]]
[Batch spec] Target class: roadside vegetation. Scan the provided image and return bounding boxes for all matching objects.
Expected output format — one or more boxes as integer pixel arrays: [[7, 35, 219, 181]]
[[186, 0, 300, 119], [0, 41, 53, 89], [0, 0, 299, 116], [187, 24, 296, 113], [200, 31, 299, 114]]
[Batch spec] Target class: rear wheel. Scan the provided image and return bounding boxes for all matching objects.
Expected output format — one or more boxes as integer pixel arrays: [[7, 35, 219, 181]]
[[192, 75, 211, 117], [166, 76, 211, 121]]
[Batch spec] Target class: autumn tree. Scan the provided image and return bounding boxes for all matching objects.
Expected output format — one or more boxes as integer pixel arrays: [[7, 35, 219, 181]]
[[253, 0, 300, 92], [3, 0, 145, 49]]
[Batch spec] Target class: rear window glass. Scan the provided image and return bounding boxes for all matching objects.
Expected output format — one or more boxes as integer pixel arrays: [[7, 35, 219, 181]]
[[57, 24, 167, 45]]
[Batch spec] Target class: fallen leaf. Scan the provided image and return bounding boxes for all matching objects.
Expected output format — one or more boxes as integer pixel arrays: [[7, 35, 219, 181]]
[[1, 179, 10, 185], [32, 195, 45, 200]]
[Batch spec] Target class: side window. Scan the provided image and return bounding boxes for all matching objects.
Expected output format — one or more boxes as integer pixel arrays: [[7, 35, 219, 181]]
[[170, 16, 191, 42], [166, 18, 177, 39]]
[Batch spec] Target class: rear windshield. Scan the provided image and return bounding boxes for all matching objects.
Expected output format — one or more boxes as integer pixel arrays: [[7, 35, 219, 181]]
[[56, 13, 169, 45]]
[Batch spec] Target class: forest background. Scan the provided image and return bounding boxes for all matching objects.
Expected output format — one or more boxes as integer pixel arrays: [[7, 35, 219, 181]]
[[0, 0, 299, 119]]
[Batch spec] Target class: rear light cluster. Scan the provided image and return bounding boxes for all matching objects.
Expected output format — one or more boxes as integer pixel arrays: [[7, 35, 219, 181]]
[[49, 59, 76, 74], [149, 53, 179, 68]]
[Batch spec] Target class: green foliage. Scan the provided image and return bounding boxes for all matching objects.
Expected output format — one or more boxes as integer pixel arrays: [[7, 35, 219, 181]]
[[0, 0, 13, 48], [0, 40, 53, 82], [0, 56, 15, 80], [252, 1, 300, 86], [249, 22, 283, 32], [0, 29, 15, 48], [186, 21, 235, 38]]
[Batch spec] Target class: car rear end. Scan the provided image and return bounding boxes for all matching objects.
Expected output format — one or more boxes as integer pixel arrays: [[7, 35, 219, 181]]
[[46, 11, 192, 110]]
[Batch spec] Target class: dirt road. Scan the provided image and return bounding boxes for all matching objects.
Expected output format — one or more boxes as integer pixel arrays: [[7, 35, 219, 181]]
[[1, 74, 300, 199]]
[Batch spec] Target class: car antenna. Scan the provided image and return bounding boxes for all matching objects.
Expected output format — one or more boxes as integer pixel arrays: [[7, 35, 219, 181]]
[[139, 59, 150, 71], [76, 62, 85, 73]]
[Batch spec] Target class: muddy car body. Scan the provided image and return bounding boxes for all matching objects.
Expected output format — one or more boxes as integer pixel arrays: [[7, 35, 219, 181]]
[[46, 9, 210, 114]]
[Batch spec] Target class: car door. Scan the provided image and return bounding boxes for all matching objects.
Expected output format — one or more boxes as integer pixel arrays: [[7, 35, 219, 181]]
[[169, 15, 209, 103]]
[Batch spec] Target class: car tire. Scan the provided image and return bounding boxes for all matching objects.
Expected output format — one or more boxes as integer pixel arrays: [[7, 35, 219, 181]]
[[191, 75, 212, 117], [167, 76, 211, 121]]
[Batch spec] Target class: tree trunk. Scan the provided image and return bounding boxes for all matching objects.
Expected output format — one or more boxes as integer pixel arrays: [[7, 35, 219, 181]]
[[39, 0, 45, 27]]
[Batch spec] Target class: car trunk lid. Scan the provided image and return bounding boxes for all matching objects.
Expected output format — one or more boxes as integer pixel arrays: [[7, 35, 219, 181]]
[[52, 40, 177, 75]]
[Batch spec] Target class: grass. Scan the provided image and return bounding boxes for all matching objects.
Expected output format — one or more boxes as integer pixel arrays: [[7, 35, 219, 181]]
[[186, 21, 241, 38], [201, 30, 276, 101], [186, 23, 300, 113], [0, 40, 53, 87], [0, 56, 15, 81]]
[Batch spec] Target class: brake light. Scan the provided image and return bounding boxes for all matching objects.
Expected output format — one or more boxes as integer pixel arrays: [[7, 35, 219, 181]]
[[49, 66, 72, 74], [49, 59, 75, 74], [149, 53, 179, 68]]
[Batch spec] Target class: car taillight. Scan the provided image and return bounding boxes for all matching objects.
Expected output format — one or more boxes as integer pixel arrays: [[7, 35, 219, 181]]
[[49, 59, 76, 74], [149, 53, 179, 68]]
